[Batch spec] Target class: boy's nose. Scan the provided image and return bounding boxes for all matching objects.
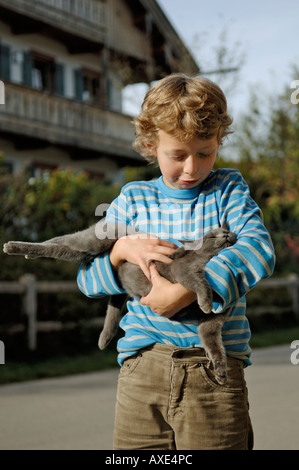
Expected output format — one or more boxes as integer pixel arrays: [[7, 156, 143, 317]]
[[183, 155, 198, 175]]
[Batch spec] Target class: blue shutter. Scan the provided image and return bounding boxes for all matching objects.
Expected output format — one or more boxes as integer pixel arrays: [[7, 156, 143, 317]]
[[74, 69, 84, 100], [0, 44, 11, 80], [23, 52, 33, 86], [55, 63, 64, 96]]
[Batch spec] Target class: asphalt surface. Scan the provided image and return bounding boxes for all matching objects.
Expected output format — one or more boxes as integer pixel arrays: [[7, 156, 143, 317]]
[[0, 345, 298, 450]]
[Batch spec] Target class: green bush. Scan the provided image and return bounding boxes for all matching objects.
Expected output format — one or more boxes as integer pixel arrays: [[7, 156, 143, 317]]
[[0, 168, 121, 358]]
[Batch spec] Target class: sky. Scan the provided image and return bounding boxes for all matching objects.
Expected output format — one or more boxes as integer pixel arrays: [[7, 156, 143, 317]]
[[124, 0, 299, 121]]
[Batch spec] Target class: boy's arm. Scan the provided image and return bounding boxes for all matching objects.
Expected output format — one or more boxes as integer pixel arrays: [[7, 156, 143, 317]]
[[77, 189, 129, 298], [140, 264, 197, 317], [77, 251, 126, 298], [77, 189, 177, 299], [77, 235, 178, 299], [204, 170, 276, 313]]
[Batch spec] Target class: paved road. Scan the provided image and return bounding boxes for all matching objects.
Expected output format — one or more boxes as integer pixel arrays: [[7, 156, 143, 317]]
[[0, 345, 298, 450], [246, 345, 299, 450]]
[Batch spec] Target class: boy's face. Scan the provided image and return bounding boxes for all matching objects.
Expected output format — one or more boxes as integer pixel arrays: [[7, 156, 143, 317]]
[[153, 131, 219, 190]]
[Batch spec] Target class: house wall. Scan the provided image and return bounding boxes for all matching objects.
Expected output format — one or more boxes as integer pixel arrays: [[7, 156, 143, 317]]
[[0, 12, 132, 182], [107, 0, 152, 62]]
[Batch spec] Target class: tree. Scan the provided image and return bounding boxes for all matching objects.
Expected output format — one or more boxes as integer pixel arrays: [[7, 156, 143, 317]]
[[229, 65, 299, 274]]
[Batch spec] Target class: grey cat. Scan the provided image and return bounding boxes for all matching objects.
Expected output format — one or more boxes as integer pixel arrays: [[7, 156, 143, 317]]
[[3, 220, 236, 384]]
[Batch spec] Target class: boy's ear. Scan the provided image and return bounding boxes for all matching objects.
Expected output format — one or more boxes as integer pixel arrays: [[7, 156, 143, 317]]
[[145, 142, 156, 155]]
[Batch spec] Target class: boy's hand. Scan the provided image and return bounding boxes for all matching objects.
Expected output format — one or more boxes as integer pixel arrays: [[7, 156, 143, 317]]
[[140, 263, 197, 317], [109, 234, 177, 280]]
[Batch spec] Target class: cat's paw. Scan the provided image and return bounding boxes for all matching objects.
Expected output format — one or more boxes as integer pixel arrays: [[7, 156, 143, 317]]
[[214, 362, 227, 385], [3, 242, 20, 255], [3, 242, 39, 259], [197, 295, 213, 314]]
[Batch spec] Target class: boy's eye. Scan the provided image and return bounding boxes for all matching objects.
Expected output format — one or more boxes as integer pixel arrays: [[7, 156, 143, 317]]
[[171, 155, 186, 161], [197, 153, 210, 158], [169, 151, 213, 160]]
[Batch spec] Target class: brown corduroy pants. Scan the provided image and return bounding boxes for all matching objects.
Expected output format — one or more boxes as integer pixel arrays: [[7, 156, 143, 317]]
[[113, 343, 253, 450]]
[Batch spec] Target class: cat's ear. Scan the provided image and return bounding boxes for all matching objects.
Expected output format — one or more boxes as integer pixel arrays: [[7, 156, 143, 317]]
[[221, 217, 229, 231]]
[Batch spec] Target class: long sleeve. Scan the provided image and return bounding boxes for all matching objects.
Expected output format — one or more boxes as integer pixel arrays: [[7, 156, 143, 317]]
[[204, 170, 276, 313], [77, 251, 126, 298]]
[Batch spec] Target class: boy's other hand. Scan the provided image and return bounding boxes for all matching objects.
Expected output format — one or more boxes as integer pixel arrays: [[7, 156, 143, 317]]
[[140, 263, 197, 317], [109, 234, 177, 280]]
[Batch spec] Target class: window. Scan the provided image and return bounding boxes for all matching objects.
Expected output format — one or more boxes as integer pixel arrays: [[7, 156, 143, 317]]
[[27, 161, 58, 179], [74, 68, 103, 105], [31, 51, 55, 92], [0, 161, 13, 175], [22, 50, 64, 95]]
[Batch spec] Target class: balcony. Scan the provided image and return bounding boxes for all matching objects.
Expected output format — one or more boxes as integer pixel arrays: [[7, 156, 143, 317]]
[[0, 82, 139, 163], [0, 0, 106, 51]]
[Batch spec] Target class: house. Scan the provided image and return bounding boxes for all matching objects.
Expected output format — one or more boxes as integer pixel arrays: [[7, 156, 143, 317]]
[[0, 0, 199, 182]]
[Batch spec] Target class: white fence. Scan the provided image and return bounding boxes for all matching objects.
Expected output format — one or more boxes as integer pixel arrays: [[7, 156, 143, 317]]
[[0, 274, 298, 351]]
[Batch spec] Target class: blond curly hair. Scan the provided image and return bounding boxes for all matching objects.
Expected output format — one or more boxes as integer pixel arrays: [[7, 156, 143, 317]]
[[133, 73, 233, 163]]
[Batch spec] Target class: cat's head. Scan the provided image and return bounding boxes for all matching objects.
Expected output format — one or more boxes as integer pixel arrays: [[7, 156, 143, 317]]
[[201, 224, 237, 252], [179, 223, 237, 251]]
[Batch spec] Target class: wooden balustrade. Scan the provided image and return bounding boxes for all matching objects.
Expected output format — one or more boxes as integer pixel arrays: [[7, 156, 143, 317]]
[[0, 83, 137, 159]]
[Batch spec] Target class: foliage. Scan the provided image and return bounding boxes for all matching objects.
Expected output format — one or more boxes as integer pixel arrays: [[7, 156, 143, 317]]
[[0, 347, 119, 385], [0, 167, 120, 241], [0, 168, 121, 356], [219, 67, 299, 275]]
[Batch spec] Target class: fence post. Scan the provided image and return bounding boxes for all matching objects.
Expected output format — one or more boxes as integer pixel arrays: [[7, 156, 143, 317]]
[[20, 274, 37, 351]]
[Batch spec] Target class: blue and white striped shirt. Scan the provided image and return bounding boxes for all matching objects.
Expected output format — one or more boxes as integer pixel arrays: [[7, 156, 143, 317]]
[[77, 169, 275, 367]]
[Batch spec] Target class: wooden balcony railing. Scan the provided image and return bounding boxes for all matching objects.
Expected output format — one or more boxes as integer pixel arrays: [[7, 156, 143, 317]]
[[0, 0, 106, 42], [0, 82, 138, 160]]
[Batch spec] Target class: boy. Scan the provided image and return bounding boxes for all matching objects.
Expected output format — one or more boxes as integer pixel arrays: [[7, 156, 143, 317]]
[[77, 74, 275, 450]]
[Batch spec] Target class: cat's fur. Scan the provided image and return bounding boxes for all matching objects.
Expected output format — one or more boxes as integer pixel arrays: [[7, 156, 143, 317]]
[[3, 220, 237, 384]]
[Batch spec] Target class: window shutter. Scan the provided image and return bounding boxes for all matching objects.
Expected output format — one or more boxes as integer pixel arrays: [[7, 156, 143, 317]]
[[74, 69, 83, 100], [0, 44, 11, 81], [55, 63, 64, 96], [23, 52, 33, 86], [106, 77, 112, 109]]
